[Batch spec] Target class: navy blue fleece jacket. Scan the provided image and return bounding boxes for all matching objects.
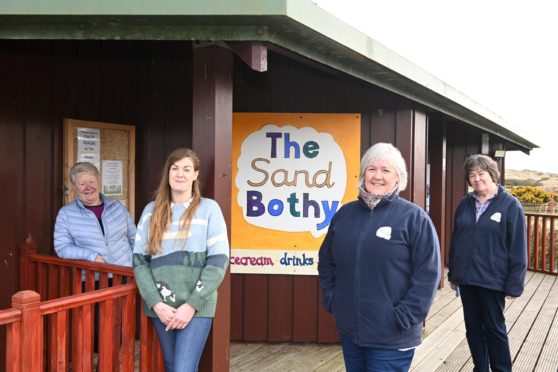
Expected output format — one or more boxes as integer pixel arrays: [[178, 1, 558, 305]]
[[318, 195, 440, 349], [448, 185, 527, 297]]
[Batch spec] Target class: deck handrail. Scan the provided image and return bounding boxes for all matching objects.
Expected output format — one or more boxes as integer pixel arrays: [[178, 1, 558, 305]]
[[0, 239, 165, 371], [0, 308, 20, 326], [19, 239, 135, 294], [525, 212, 557, 275], [40, 283, 136, 314]]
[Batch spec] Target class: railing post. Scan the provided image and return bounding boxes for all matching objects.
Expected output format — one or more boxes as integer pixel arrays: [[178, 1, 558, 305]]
[[12, 290, 43, 371], [19, 234, 37, 290]]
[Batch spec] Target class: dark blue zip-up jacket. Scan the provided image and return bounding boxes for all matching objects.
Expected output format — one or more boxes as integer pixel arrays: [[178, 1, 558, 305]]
[[448, 185, 527, 297], [318, 195, 440, 349]]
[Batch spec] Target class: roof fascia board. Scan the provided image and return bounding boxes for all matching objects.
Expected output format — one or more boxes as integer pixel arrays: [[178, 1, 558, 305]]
[[0, 0, 287, 16], [0, 0, 536, 151]]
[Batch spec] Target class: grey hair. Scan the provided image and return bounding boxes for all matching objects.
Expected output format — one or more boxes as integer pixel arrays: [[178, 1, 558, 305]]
[[69, 162, 101, 185], [358, 142, 408, 192], [464, 154, 500, 185]]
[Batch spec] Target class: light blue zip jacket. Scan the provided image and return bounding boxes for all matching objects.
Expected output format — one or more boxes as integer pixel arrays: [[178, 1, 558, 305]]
[[54, 194, 135, 266]]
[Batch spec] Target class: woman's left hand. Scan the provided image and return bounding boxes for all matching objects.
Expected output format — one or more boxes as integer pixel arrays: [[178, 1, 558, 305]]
[[165, 303, 196, 331]]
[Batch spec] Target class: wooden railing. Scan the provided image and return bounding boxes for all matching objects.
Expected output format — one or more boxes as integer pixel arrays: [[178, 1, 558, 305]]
[[526, 212, 558, 275], [0, 239, 164, 371]]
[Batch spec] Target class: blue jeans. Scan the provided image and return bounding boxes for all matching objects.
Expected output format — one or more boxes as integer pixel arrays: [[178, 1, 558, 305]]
[[152, 317, 212, 372], [339, 333, 415, 372], [460, 285, 511, 372]]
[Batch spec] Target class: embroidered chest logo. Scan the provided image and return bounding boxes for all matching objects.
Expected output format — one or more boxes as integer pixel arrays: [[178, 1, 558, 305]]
[[376, 226, 392, 240], [156, 282, 176, 303], [490, 212, 502, 223]]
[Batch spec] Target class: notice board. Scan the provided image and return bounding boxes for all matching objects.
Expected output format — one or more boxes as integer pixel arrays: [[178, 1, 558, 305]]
[[63, 119, 136, 218]]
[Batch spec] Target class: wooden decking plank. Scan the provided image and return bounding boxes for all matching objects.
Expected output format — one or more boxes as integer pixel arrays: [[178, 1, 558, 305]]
[[460, 272, 552, 371], [513, 275, 558, 371], [536, 308, 558, 371], [436, 271, 542, 371], [429, 281, 455, 307], [426, 288, 459, 321], [504, 272, 545, 333], [230, 341, 250, 353], [230, 342, 289, 370], [434, 340, 472, 372], [411, 306, 464, 369], [508, 274, 555, 359], [412, 325, 466, 371], [422, 297, 463, 338], [229, 271, 558, 372], [286, 344, 343, 371], [266, 344, 336, 371], [235, 343, 314, 371], [314, 350, 346, 372]]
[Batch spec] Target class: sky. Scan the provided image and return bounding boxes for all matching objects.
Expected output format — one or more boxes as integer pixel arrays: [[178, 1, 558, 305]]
[[314, 0, 558, 173]]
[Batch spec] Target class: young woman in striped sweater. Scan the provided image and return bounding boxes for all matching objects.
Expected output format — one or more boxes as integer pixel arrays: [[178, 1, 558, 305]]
[[133, 148, 229, 371]]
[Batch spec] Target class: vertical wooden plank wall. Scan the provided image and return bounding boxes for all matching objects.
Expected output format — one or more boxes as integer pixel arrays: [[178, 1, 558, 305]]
[[0, 39, 507, 353], [443, 123, 480, 264], [429, 117, 447, 270], [231, 52, 431, 343], [192, 45, 233, 371], [0, 41, 26, 371]]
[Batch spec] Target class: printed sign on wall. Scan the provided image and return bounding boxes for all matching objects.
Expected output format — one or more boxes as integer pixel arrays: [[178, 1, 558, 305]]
[[231, 113, 360, 275]]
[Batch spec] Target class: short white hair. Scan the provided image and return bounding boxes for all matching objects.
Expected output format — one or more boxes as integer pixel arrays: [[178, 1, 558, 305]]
[[70, 162, 100, 185], [358, 142, 408, 192]]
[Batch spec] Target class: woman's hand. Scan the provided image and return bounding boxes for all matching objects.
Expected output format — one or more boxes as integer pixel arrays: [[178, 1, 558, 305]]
[[153, 302, 176, 326], [95, 254, 105, 263], [450, 283, 457, 290], [165, 303, 196, 331]]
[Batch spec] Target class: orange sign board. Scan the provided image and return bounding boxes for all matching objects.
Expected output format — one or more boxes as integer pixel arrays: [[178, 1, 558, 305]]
[[231, 113, 360, 274]]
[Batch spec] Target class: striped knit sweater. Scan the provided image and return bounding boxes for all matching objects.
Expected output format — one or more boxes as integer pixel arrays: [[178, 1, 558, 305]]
[[133, 198, 229, 318]]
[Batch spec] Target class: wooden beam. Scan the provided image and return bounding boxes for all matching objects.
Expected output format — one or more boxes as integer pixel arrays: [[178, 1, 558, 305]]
[[229, 42, 268, 72], [395, 109, 413, 201], [412, 109, 427, 209], [429, 118, 447, 287], [192, 44, 233, 372]]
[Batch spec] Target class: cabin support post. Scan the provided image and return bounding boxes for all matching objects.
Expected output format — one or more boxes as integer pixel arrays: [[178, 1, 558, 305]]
[[192, 44, 233, 371]]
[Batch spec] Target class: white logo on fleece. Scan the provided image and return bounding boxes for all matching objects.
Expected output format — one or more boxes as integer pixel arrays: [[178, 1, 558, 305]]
[[490, 212, 502, 223], [376, 226, 392, 240]]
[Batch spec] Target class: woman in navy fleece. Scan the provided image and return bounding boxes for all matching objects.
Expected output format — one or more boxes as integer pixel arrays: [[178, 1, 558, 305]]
[[318, 142, 440, 372], [448, 155, 527, 372]]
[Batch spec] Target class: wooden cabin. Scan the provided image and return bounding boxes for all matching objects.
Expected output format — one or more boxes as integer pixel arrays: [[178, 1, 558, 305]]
[[0, 1, 537, 370]]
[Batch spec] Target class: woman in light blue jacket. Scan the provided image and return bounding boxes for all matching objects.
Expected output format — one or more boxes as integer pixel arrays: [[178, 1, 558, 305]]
[[54, 162, 135, 267]]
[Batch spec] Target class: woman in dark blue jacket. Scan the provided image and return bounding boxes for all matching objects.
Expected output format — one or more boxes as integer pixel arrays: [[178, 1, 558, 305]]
[[448, 154, 527, 372], [318, 142, 440, 372]]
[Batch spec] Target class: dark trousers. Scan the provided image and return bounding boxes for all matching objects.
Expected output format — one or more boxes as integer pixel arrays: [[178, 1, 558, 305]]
[[339, 333, 414, 372], [460, 285, 511, 372]]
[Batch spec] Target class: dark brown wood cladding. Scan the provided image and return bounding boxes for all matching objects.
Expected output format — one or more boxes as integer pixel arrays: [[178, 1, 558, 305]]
[[443, 122, 481, 265], [0, 39, 496, 355], [429, 116, 447, 273], [0, 39, 194, 327], [412, 110, 428, 209], [231, 51, 429, 343]]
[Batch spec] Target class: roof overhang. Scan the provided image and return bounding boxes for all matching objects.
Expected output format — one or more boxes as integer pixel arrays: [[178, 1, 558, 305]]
[[0, 0, 537, 153]]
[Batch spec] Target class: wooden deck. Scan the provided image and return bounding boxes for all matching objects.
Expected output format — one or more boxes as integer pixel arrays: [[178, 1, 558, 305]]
[[230, 271, 558, 371]]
